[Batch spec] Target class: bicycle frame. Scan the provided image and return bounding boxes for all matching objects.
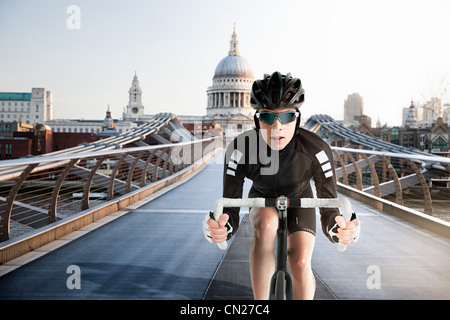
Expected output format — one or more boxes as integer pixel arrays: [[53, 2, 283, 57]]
[[213, 196, 352, 252]]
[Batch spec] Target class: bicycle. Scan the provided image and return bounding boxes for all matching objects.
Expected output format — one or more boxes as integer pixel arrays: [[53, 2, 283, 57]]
[[212, 196, 352, 300]]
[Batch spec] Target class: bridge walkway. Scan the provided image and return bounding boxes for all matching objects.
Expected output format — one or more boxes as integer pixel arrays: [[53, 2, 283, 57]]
[[0, 152, 448, 300]]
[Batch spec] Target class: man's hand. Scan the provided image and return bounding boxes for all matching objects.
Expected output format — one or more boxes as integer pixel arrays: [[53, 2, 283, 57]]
[[334, 215, 360, 245], [207, 213, 230, 243], [203, 212, 233, 244]]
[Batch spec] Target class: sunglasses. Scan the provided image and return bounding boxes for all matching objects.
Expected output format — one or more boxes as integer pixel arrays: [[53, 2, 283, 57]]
[[256, 111, 299, 125]]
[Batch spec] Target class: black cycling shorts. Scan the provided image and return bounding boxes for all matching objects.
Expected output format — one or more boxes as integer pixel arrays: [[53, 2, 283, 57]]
[[248, 185, 316, 237], [286, 206, 316, 236]]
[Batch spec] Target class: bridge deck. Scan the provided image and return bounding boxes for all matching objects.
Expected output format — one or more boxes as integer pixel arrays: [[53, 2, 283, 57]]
[[0, 153, 449, 300]]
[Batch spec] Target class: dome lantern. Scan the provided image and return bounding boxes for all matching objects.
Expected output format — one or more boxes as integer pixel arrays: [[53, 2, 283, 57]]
[[213, 25, 254, 79]]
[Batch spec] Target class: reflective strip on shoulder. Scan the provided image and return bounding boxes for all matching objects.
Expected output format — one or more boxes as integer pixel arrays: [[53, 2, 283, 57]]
[[226, 149, 243, 176], [315, 150, 333, 178], [230, 149, 243, 162], [226, 169, 236, 176], [315, 150, 328, 164]]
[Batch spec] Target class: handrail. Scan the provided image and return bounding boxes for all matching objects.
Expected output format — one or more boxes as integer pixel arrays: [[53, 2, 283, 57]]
[[331, 146, 450, 165], [0, 138, 215, 169], [330, 145, 450, 218], [0, 137, 223, 242]]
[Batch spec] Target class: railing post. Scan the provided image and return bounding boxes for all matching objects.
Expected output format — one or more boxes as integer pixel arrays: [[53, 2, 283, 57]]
[[407, 160, 433, 215], [362, 154, 381, 197], [141, 149, 157, 186], [162, 148, 171, 179], [382, 156, 403, 205], [153, 150, 163, 182], [153, 148, 169, 182], [0, 163, 38, 241], [107, 153, 128, 201], [82, 156, 107, 210], [332, 150, 348, 185], [126, 151, 144, 193], [381, 158, 387, 182], [346, 152, 363, 190], [48, 159, 79, 223], [168, 147, 175, 176]]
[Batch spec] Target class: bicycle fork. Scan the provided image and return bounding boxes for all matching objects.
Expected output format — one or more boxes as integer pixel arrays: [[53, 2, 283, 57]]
[[269, 197, 293, 300]]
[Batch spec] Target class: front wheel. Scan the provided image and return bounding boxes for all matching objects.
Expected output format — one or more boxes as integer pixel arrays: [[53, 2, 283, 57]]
[[274, 271, 287, 300], [269, 270, 293, 300]]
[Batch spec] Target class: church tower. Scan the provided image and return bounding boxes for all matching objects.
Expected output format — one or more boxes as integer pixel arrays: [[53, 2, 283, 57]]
[[404, 100, 418, 128], [124, 71, 144, 120], [102, 105, 116, 131]]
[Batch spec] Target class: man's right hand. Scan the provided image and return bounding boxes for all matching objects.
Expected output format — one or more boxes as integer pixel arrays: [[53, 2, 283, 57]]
[[203, 212, 231, 243]]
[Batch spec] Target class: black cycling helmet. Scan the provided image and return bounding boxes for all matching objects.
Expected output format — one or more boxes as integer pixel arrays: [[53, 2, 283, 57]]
[[250, 71, 305, 110]]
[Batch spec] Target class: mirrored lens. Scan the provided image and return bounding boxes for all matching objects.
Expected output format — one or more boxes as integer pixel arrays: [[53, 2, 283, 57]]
[[258, 112, 298, 125]]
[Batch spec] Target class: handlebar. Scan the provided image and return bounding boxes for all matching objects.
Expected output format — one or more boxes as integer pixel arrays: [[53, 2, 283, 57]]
[[213, 196, 352, 252]]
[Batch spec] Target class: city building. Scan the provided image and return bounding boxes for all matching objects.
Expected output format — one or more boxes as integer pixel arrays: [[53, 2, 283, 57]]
[[1, 124, 95, 160], [44, 112, 137, 135], [417, 97, 443, 126], [0, 88, 52, 124], [367, 116, 448, 154], [403, 100, 419, 128], [404, 97, 450, 127], [427, 117, 449, 153], [343, 93, 364, 127]]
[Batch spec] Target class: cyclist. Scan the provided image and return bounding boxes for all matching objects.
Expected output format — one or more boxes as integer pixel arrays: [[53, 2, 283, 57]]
[[204, 71, 360, 300]]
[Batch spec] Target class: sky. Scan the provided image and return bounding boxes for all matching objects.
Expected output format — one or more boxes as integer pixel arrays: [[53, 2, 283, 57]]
[[1, 0, 450, 126]]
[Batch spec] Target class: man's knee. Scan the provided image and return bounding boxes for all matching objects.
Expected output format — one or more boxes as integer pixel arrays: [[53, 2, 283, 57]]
[[287, 232, 315, 279], [288, 255, 310, 277], [251, 208, 278, 241]]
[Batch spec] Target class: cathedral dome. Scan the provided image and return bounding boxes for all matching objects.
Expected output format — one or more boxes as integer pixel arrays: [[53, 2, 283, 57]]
[[214, 55, 253, 79], [213, 25, 253, 79], [206, 25, 255, 126]]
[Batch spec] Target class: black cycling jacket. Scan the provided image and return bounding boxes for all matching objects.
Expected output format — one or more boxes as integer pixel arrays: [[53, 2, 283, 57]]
[[222, 127, 340, 243]]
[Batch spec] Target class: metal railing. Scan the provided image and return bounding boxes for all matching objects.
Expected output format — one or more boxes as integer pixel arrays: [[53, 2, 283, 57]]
[[331, 146, 450, 219], [0, 137, 223, 242]]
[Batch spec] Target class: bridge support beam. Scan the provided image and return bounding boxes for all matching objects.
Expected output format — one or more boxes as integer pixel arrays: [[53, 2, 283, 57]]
[[108, 153, 128, 201], [0, 164, 39, 241], [126, 151, 144, 193], [140, 150, 157, 186], [346, 152, 363, 190], [406, 160, 433, 215], [332, 150, 348, 185], [49, 159, 79, 223], [82, 156, 107, 210], [382, 156, 403, 205], [362, 154, 381, 197]]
